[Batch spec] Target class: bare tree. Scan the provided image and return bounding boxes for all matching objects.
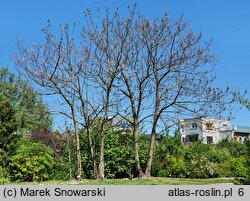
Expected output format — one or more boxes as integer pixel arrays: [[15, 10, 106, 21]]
[[83, 6, 166, 178], [115, 12, 241, 177], [14, 7, 242, 180], [138, 15, 211, 176], [83, 7, 134, 179], [15, 22, 84, 179], [138, 14, 242, 177], [116, 22, 153, 177]]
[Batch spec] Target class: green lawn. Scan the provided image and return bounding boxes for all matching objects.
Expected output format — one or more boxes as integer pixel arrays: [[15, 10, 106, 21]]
[[10, 177, 235, 185]]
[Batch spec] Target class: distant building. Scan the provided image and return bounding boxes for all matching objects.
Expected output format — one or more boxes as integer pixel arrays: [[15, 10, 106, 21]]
[[108, 115, 133, 131], [233, 126, 250, 143], [179, 117, 250, 144]]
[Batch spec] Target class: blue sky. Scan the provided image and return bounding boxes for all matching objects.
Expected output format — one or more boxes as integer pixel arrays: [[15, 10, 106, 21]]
[[0, 0, 249, 127]]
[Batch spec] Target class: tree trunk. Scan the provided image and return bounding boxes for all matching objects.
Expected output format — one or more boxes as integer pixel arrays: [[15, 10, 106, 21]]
[[145, 81, 160, 177], [97, 127, 105, 180], [86, 127, 98, 178], [133, 119, 144, 178], [97, 90, 111, 180], [145, 126, 156, 177], [66, 130, 72, 180], [72, 111, 82, 179]]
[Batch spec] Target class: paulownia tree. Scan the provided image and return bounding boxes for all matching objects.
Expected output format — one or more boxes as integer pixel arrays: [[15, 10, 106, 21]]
[[107, 9, 242, 177], [15, 23, 83, 179], [83, 7, 135, 179], [136, 15, 239, 177], [14, 6, 243, 179]]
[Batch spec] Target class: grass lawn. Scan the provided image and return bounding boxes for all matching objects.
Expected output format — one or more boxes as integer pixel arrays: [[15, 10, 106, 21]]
[[10, 177, 235, 185]]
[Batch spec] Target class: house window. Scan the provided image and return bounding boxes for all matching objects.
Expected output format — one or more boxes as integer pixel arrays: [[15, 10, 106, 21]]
[[191, 123, 197, 130], [239, 137, 243, 144], [207, 136, 213, 144], [186, 134, 199, 142], [180, 124, 184, 132], [206, 122, 213, 130]]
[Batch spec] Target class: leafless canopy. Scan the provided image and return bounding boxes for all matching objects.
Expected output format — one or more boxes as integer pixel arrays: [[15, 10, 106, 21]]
[[14, 6, 243, 178]]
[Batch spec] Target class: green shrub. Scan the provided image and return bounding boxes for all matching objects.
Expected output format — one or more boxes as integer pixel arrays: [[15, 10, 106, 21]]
[[9, 141, 56, 182], [104, 132, 135, 179], [48, 160, 70, 181], [0, 166, 10, 184], [157, 154, 188, 178], [221, 157, 248, 178], [157, 170, 168, 177], [240, 140, 250, 184], [217, 140, 247, 158], [209, 148, 232, 163], [188, 155, 220, 179], [104, 146, 134, 179]]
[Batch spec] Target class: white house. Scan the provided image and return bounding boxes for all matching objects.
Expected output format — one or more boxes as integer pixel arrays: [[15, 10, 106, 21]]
[[179, 117, 250, 144]]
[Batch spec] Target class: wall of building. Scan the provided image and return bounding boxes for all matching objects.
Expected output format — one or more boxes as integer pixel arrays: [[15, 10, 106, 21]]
[[180, 118, 232, 144]]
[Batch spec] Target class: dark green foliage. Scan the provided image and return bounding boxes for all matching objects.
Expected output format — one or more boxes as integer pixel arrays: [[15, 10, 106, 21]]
[[104, 131, 133, 178], [0, 95, 19, 155], [152, 132, 187, 177], [236, 140, 250, 184], [0, 68, 69, 182], [79, 128, 149, 179], [217, 138, 248, 157], [47, 159, 70, 181], [80, 130, 248, 180], [245, 140, 250, 184], [0, 67, 52, 132]]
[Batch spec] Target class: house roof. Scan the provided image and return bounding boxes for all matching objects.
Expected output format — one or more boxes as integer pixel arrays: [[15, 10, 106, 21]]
[[233, 126, 250, 133], [179, 117, 229, 122], [110, 115, 133, 130]]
